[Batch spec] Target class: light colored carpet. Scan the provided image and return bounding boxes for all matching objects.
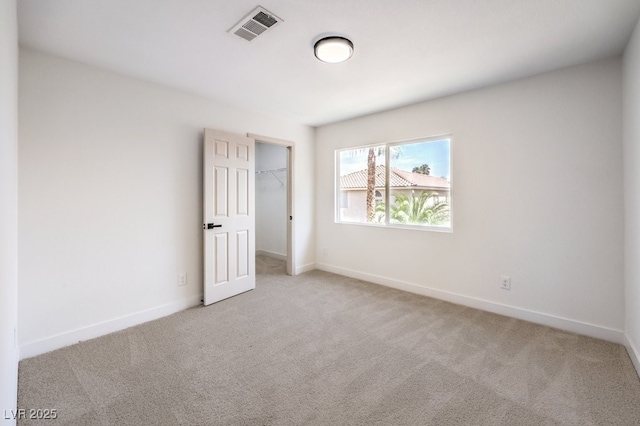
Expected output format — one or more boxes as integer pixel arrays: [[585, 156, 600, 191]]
[[17, 256, 640, 425]]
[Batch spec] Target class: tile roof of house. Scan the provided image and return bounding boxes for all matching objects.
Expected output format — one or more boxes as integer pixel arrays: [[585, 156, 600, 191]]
[[340, 165, 450, 190]]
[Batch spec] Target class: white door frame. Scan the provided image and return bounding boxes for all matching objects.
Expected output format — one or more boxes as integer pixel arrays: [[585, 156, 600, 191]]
[[249, 133, 295, 276]]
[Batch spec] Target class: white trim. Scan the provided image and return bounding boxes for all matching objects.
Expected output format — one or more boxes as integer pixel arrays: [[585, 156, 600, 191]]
[[19, 295, 202, 360], [247, 133, 294, 147], [624, 333, 640, 377], [256, 249, 287, 261], [296, 262, 316, 275], [336, 220, 453, 233], [315, 262, 624, 344]]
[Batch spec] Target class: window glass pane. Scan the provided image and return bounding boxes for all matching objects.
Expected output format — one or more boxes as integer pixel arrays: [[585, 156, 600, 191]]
[[386, 138, 451, 228], [338, 146, 386, 224]]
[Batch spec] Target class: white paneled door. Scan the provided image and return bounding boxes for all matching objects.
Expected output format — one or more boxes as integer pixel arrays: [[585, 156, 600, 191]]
[[203, 129, 255, 306]]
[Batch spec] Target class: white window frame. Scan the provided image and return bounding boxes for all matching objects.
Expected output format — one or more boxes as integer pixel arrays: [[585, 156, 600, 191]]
[[335, 135, 452, 232]]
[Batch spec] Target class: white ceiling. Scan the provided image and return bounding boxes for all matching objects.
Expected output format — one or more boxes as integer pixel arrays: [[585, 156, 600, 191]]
[[17, 0, 640, 127]]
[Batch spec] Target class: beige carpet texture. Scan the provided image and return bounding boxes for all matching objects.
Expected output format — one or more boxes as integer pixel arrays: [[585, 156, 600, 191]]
[[17, 256, 640, 425]]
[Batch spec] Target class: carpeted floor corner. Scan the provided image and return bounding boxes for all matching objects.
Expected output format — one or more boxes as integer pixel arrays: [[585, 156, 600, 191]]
[[17, 256, 640, 425]]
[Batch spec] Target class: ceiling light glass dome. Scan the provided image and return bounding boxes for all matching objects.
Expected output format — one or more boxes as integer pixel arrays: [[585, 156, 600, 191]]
[[314, 37, 354, 63]]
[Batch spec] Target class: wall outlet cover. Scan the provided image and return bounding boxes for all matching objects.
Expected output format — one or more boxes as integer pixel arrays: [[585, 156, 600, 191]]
[[500, 275, 511, 290], [178, 273, 187, 286]]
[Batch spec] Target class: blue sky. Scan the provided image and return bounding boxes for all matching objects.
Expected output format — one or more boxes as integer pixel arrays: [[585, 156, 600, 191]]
[[339, 138, 450, 180]]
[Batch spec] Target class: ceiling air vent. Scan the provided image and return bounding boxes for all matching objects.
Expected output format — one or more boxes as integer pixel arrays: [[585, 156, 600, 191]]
[[228, 6, 283, 42]]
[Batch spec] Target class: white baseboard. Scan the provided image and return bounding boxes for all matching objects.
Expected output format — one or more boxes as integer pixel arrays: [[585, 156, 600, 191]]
[[624, 334, 640, 377], [256, 250, 287, 261], [315, 262, 625, 345], [295, 262, 316, 275], [19, 295, 202, 360]]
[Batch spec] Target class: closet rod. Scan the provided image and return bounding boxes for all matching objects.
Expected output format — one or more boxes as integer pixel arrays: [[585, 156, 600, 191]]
[[255, 167, 286, 174], [255, 167, 286, 186]]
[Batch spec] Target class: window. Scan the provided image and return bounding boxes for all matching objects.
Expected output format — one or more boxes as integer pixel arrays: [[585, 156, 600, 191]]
[[336, 136, 451, 230]]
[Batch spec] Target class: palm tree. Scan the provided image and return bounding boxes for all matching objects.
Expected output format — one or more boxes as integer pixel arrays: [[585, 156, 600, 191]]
[[351, 146, 400, 222], [365, 147, 377, 222], [375, 190, 449, 226], [412, 163, 431, 175]]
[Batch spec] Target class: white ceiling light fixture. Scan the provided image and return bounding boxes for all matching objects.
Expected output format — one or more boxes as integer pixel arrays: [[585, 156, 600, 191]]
[[314, 37, 354, 63]]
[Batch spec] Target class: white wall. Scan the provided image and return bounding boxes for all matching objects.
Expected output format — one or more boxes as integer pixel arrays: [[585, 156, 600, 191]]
[[18, 49, 315, 357], [316, 58, 624, 341], [256, 142, 288, 258], [624, 16, 640, 372], [0, 1, 19, 423]]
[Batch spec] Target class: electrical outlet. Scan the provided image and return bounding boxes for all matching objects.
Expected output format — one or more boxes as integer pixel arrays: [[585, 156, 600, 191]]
[[500, 275, 511, 290], [323, 247, 328, 255], [178, 273, 187, 286]]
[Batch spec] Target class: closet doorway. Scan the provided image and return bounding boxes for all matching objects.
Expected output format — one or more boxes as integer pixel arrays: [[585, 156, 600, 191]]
[[251, 134, 294, 276]]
